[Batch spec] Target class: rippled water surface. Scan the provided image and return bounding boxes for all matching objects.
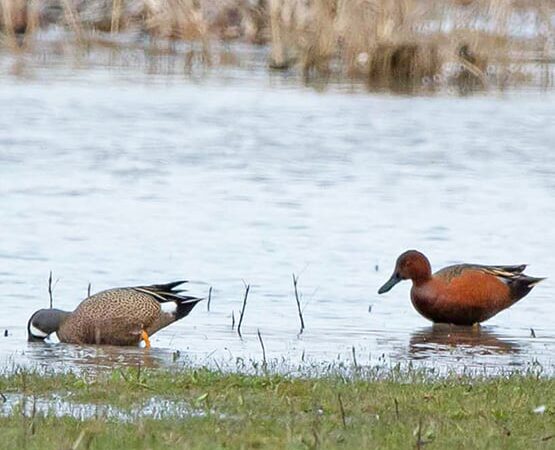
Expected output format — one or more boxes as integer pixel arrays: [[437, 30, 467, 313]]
[[1, 55, 554, 375]]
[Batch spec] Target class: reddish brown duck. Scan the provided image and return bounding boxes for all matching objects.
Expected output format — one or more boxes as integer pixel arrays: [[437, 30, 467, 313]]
[[27, 281, 202, 347], [378, 250, 545, 325]]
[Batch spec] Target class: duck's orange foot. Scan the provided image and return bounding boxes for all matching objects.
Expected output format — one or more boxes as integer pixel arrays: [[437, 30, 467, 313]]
[[141, 330, 151, 349]]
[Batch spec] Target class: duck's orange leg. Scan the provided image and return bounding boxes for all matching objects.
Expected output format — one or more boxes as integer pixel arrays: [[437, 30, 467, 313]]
[[141, 330, 151, 349]]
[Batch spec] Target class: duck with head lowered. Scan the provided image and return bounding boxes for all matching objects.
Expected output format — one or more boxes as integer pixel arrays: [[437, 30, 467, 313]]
[[27, 281, 202, 347], [378, 250, 545, 325]]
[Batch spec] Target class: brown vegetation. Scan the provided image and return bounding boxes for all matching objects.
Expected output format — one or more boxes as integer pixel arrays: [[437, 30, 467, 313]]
[[0, 0, 553, 89]]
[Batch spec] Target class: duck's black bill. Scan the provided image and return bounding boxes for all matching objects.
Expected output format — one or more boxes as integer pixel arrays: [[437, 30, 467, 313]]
[[378, 273, 402, 294]]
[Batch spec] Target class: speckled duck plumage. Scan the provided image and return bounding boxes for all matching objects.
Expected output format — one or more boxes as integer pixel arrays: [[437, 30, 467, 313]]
[[28, 281, 202, 346]]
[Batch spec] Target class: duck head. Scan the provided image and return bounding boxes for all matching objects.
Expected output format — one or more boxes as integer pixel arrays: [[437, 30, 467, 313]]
[[27, 309, 70, 342], [378, 250, 432, 294]]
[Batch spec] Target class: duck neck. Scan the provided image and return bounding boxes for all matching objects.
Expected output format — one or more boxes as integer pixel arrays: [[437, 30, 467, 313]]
[[412, 273, 432, 288], [55, 310, 71, 327], [411, 259, 432, 287], [42, 309, 71, 333]]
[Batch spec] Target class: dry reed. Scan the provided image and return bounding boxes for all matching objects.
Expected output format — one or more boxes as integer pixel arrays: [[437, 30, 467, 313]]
[[48, 271, 53, 309]]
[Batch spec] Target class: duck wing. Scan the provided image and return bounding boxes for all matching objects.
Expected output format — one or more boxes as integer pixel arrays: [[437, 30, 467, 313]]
[[133, 280, 201, 304], [435, 263, 545, 302]]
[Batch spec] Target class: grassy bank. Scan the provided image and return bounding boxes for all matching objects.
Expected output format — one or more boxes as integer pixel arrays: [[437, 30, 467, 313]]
[[0, 368, 554, 449], [0, 1, 554, 90]]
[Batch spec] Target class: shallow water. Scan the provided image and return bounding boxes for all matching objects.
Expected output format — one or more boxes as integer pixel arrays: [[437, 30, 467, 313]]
[[0, 393, 207, 421], [0, 47, 554, 376]]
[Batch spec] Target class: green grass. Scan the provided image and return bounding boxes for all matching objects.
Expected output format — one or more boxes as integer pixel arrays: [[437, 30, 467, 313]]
[[0, 367, 554, 449]]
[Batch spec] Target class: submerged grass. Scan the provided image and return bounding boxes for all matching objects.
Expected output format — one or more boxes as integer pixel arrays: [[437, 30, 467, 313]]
[[0, 0, 554, 90], [0, 367, 554, 448]]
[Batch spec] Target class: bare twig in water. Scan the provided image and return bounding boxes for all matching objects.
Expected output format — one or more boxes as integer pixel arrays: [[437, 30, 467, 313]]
[[207, 286, 212, 312], [530, 328, 536, 338], [87, 282, 91, 298], [0, 391, 6, 402], [351, 346, 358, 369], [48, 271, 53, 309], [3, 330, 7, 337], [237, 283, 250, 338], [257, 329, 267, 369], [337, 393, 347, 428], [231, 311, 235, 330], [292, 273, 305, 334]]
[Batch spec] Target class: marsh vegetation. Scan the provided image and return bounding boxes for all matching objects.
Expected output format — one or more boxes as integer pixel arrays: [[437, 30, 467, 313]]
[[0, 0, 554, 91], [0, 367, 554, 449]]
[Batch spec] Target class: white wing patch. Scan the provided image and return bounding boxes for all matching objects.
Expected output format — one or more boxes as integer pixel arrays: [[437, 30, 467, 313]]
[[29, 324, 49, 338], [160, 302, 177, 315]]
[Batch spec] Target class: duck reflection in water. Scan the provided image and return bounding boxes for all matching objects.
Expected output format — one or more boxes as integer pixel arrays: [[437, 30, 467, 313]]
[[25, 342, 178, 370], [409, 324, 520, 358]]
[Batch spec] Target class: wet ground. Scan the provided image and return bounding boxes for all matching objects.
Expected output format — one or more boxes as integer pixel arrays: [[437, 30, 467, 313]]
[[0, 42, 554, 376], [0, 392, 206, 421]]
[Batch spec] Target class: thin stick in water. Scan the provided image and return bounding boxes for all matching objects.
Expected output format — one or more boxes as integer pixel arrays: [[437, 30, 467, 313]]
[[237, 283, 250, 338], [257, 328, 267, 369], [351, 346, 358, 369], [207, 286, 212, 312], [292, 273, 305, 334], [48, 271, 53, 309], [231, 311, 235, 330], [87, 282, 91, 298]]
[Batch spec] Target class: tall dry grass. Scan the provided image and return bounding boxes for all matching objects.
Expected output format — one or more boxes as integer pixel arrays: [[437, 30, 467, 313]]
[[0, 0, 553, 89], [267, 0, 554, 88]]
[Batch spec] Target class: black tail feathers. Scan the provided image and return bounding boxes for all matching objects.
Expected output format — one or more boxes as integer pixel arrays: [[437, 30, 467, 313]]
[[508, 274, 546, 302], [521, 275, 546, 288], [135, 281, 203, 310], [175, 298, 203, 320]]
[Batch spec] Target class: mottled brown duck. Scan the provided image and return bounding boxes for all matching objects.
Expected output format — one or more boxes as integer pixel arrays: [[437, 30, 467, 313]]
[[27, 281, 202, 347]]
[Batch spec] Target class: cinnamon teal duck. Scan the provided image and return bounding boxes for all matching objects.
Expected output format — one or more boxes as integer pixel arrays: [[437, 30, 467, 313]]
[[378, 250, 545, 325], [27, 281, 202, 347]]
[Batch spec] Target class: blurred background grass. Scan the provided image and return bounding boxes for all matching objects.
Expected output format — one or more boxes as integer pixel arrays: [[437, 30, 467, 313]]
[[0, 0, 553, 91]]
